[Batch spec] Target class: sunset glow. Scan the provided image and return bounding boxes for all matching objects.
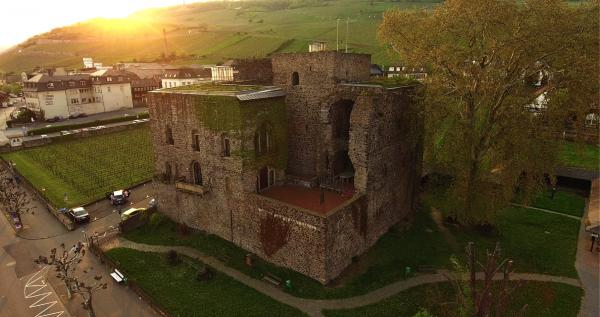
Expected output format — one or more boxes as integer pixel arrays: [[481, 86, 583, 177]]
[[0, 0, 208, 49]]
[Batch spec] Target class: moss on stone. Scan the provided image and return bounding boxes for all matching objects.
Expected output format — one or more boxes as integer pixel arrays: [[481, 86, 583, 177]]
[[192, 94, 288, 170]]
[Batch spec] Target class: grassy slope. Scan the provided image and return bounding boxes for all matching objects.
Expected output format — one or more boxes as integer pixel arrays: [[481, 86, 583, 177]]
[[105, 248, 306, 317], [0, 1, 441, 72], [532, 190, 586, 217], [1, 127, 153, 207], [323, 282, 583, 317]]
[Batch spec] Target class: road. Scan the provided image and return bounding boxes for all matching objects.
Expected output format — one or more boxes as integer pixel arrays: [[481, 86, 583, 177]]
[[0, 179, 158, 317]]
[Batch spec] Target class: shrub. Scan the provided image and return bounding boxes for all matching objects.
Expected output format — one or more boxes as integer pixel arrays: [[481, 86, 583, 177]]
[[166, 250, 180, 265], [148, 212, 165, 229]]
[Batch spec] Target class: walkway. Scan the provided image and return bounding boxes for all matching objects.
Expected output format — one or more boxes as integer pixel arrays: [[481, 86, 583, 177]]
[[575, 181, 600, 317], [111, 238, 582, 317], [511, 203, 582, 220]]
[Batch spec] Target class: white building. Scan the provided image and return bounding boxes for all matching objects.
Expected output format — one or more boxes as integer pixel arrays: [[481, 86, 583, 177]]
[[211, 66, 234, 82], [161, 68, 211, 88], [23, 70, 135, 119]]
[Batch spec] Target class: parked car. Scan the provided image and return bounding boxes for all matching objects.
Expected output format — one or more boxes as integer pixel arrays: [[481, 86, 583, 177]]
[[121, 207, 146, 221], [40, 134, 48, 139], [46, 116, 64, 123], [60, 130, 72, 136], [68, 207, 90, 223], [107, 189, 130, 205]]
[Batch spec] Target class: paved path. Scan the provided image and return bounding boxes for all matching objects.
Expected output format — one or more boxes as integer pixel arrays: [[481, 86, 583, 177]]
[[575, 198, 600, 317], [112, 238, 582, 317], [512, 203, 582, 220]]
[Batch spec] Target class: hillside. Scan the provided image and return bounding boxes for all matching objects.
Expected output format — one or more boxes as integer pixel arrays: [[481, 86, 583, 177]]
[[0, 0, 440, 73]]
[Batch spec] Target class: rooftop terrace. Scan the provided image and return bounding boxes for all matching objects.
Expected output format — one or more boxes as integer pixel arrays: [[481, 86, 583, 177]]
[[260, 184, 355, 215]]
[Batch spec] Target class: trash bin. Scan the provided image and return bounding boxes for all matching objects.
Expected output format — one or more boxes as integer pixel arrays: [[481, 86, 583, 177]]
[[245, 254, 254, 267], [285, 280, 292, 290], [405, 266, 412, 277]]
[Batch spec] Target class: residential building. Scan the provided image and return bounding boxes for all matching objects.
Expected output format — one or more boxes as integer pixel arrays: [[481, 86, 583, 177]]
[[131, 78, 160, 107], [161, 68, 211, 88], [23, 70, 135, 119], [387, 65, 428, 82]]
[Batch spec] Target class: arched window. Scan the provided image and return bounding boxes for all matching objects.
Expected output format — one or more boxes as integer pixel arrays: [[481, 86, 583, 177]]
[[291, 72, 299, 86], [165, 162, 172, 182], [192, 161, 203, 186], [254, 123, 272, 157], [166, 126, 174, 145], [191, 129, 200, 151]]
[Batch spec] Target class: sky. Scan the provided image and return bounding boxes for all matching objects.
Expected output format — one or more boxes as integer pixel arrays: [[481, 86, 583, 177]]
[[0, 0, 206, 51]]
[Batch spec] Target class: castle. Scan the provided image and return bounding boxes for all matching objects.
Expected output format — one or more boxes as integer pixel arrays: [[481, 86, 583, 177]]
[[147, 51, 423, 283]]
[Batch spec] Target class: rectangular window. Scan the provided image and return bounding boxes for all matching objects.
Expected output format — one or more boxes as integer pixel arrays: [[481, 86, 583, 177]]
[[71, 98, 79, 104], [107, 77, 113, 82], [223, 138, 230, 157], [107, 86, 111, 92]]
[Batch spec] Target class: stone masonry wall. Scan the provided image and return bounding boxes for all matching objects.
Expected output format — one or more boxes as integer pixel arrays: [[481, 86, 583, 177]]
[[148, 92, 245, 238], [271, 52, 370, 177]]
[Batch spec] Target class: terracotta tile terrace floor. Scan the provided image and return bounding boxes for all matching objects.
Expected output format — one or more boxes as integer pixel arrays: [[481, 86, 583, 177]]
[[259, 184, 354, 214]]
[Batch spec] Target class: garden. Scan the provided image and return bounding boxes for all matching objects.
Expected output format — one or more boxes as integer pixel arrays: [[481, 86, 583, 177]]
[[105, 248, 306, 317], [1, 126, 154, 207]]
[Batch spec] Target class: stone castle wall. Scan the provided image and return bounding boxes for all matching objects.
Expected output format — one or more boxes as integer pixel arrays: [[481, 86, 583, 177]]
[[271, 52, 371, 176], [232, 58, 273, 84], [147, 52, 423, 284]]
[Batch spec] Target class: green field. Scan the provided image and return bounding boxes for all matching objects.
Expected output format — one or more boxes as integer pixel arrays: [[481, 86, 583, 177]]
[[0, 0, 442, 72], [559, 141, 599, 171], [105, 248, 306, 317], [323, 282, 583, 317], [532, 190, 586, 217], [2, 127, 154, 207]]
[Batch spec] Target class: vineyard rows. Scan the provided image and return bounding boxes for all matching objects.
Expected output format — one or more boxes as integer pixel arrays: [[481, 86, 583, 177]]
[[3, 127, 154, 207]]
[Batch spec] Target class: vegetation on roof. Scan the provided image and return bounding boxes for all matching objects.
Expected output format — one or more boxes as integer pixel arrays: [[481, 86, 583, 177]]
[[164, 83, 266, 93]]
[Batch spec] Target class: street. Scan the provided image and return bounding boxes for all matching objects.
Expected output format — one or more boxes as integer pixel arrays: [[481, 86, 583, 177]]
[[0, 179, 158, 317]]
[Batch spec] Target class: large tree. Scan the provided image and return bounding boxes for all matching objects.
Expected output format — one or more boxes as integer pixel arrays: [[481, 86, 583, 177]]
[[0, 167, 33, 226], [379, 0, 599, 224]]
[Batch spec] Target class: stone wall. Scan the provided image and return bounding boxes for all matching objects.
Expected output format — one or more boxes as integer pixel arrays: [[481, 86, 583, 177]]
[[147, 52, 423, 285], [232, 58, 273, 85], [271, 51, 371, 177]]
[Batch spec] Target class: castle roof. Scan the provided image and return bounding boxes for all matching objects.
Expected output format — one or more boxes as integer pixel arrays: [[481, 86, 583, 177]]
[[153, 83, 285, 100]]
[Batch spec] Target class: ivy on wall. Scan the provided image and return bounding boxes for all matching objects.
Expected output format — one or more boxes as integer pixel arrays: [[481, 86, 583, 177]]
[[192, 94, 288, 170], [260, 213, 290, 257]]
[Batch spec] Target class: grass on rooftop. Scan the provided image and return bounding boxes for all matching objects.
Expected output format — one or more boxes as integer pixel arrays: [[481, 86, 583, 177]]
[[164, 82, 266, 92]]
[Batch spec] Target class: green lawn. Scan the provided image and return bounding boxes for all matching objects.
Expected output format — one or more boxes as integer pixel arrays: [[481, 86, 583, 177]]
[[532, 190, 586, 217], [323, 282, 583, 317], [124, 191, 580, 299], [2, 127, 153, 207], [559, 141, 599, 171], [105, 248, 305, 317]]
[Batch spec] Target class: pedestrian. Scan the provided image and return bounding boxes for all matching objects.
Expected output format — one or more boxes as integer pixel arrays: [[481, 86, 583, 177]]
[[70, 244, 77, 254]]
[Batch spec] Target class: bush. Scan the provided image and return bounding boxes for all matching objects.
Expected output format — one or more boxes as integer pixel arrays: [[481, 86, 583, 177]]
[[148, 212, 165, 229], [166, 249, 180, 265]]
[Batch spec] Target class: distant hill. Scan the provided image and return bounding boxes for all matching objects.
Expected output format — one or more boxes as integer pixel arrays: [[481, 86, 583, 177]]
[[0, 0, 440, 73]]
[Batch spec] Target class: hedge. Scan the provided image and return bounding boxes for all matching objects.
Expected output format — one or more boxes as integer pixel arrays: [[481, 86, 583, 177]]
[[28, 112, 149, 136]]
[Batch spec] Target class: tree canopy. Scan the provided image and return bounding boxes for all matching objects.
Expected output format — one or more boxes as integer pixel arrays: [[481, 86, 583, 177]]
[[379, 0, 599, 224]]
